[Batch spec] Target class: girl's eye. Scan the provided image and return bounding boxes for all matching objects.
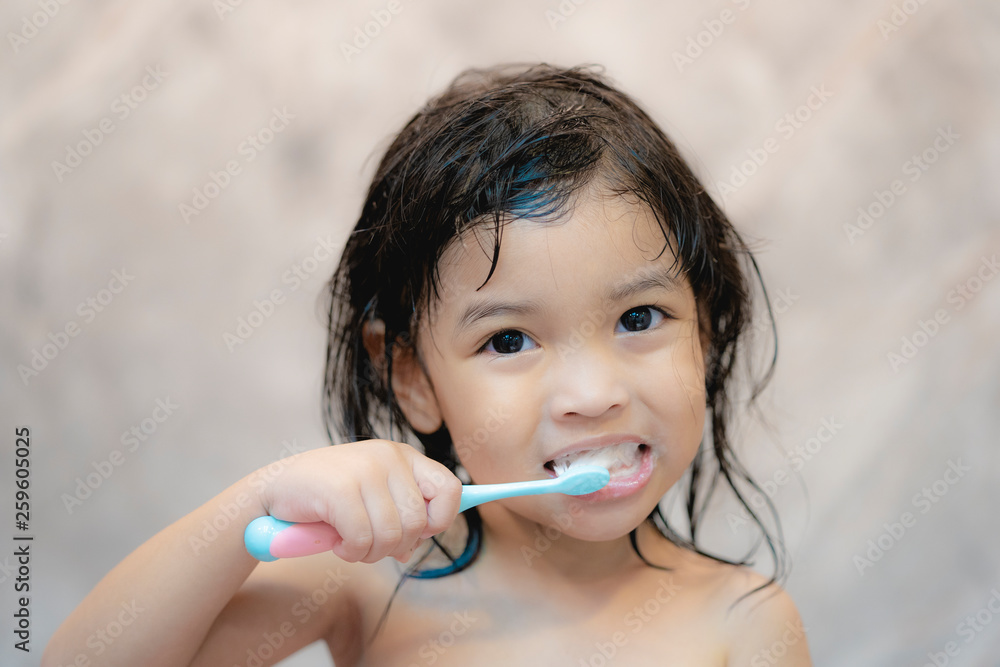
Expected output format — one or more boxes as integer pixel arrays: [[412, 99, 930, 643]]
[[484, 330, 537, 355], [616, 306, 666, 333], [481, 310, 665, 354]]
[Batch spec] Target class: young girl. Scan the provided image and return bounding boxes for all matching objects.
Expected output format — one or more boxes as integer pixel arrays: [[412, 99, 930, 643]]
[[45, 63, 811, 666]]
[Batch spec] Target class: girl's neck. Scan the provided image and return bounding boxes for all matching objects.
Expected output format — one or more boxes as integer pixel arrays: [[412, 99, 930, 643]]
[[474, 505, 673, 587]]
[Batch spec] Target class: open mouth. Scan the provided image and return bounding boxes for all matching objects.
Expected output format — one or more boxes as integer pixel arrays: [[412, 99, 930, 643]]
[[544, 442, 650, 479], [543, 442, 655, 501]]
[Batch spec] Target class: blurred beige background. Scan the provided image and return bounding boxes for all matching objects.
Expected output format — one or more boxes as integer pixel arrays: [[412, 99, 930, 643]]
[[2, 0, 998, 665]]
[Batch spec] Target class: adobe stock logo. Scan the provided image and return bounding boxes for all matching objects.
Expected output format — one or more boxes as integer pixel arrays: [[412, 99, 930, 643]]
[[18, 269, 135, 385], [545, 0, 593, 31], [51, 66, 168, 182], [923, 587, 1000, 666], [671, 0, 754, 72], [853, 458, 971, 576], [844, 126, 959, 245], [339, 0, 407, 63], [7, 0, 73, 54], [61, 397, 179, 514], [726, 416, 843, 533], [714, 83, 833, 201], [886, 253, 997, 372], [877, 0, 934, 40], [223, 236, 340, 351], [179, 107, 295, 224]]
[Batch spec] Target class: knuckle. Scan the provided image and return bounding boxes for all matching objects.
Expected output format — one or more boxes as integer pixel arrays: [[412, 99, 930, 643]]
[[342, 532, 374, 553], [399, 511, 428, 533], [442, 473, 463, 499], [401, 488, 425, 511], [380, 439, 403, 455], [379, 526, 404, 543], [353, 456, 380, 477]]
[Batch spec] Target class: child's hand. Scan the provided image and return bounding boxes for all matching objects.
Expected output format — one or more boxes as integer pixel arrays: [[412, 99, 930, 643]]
[[248, 440, 462, 564]]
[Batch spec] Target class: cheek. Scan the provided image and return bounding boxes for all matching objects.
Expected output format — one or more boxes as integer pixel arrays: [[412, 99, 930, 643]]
[[663, 324, 705, 396], [444, 381, 518, 483], [652, 326, 707, 434]]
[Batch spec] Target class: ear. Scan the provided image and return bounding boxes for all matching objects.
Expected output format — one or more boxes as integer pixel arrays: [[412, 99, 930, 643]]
[[362, 319, 443, 434]]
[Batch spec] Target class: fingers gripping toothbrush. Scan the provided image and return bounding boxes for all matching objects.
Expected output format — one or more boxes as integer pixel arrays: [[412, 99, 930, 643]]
[[244, 465, 610, 562]]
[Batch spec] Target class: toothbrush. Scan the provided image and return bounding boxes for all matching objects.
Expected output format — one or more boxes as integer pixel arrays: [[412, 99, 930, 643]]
[[244, 464, 610, 562]]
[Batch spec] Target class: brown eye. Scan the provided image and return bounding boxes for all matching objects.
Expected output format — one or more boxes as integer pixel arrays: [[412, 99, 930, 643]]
[[488, 330, 525, 354], [483, 329, 540, 355], [617, 306, 665, 333]]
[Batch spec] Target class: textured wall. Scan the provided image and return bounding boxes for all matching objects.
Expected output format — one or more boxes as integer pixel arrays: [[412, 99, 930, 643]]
[[1, 1, 998, 665]]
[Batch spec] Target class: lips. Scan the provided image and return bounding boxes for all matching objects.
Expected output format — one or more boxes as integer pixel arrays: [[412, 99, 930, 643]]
[[542, 434, 655, 500]]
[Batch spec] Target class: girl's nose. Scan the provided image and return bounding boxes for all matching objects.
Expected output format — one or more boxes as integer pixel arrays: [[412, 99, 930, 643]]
[[546, 345, 630, 420]]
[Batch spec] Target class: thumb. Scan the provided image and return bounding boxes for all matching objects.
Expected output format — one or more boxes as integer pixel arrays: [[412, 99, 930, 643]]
[[411, 459, 463, 539]]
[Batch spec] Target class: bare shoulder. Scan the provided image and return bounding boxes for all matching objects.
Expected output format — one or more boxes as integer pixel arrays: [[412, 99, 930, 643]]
[[655, 549, 811, 666], [712, 565, 811, 667]]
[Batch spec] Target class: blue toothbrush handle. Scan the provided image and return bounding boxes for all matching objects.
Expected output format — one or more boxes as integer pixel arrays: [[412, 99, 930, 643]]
[[458, 479, 558, 512], [244, 482, 557, 561], [244, 516, 294, 562], [245, 476, 591, 561]]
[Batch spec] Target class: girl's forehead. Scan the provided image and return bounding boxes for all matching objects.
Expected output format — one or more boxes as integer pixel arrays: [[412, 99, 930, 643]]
[[439, 193, 675, 280], [429, 192, 690, 311]]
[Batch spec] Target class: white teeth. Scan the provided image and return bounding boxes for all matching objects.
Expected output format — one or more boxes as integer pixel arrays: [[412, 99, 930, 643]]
[[551, 442, 643, 477]]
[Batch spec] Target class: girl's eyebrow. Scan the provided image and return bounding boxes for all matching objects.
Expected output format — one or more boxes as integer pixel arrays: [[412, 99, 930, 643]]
[[453, 266, 682, 336], [604, 265, 684, 303], [454, 298, 542, 336]]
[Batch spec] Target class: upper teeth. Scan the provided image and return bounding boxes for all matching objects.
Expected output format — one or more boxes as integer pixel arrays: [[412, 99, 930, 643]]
[[551, 442, 642, 476]]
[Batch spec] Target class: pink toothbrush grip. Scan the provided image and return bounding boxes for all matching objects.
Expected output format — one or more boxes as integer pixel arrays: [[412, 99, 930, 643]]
[[269, 521, 342, 559]]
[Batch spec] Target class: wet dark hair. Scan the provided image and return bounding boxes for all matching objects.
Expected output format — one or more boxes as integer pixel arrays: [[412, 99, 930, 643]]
[[322, 63, 786, 642]]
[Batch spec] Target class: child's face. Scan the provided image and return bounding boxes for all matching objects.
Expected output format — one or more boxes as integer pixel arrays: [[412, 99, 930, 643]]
[[404, 188, 707, 541]]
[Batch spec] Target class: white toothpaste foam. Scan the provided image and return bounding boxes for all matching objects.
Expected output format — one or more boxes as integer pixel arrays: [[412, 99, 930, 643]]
[[551, 442, 642, 478]]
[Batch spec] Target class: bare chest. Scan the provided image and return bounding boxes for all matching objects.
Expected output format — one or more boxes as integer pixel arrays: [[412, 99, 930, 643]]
[[359, 610, 726, 666], [329, 562, 728, 667]]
